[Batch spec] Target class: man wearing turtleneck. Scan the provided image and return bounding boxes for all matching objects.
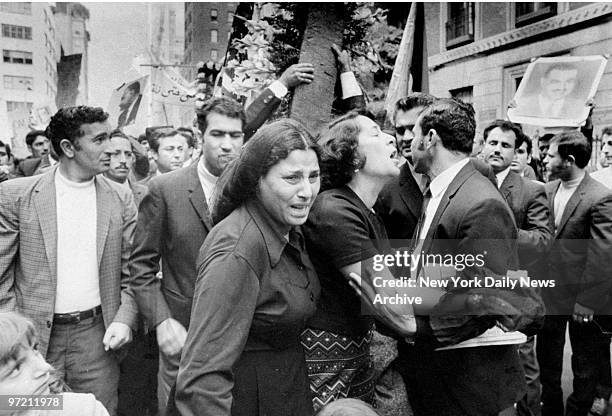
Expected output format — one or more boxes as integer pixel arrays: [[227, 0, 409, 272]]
[[538, 131, 612, 416], [0, 106, 139, 416]]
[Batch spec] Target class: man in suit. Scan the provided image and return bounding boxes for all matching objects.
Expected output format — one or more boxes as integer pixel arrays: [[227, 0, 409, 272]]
[[129, 97, 247, 414], [518, 63, 584, 120], [0, 106, 138, 415], [395, 98, 526, 416], [117, 81, 142, 128], [377, 93, 497, 241], [481, 120, 552, 416], [104, 129, 148, 207], [538, 131, 612, 416]]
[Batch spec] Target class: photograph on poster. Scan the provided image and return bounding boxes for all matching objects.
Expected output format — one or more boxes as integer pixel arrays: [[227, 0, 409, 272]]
[[508, 55, 607, 127]]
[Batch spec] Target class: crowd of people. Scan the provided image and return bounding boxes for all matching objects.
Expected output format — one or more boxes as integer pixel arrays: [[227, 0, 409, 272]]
[[1, 52, 612, 416]]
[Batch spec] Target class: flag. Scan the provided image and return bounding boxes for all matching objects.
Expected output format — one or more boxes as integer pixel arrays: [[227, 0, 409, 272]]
[[384, 2, 429, 125]]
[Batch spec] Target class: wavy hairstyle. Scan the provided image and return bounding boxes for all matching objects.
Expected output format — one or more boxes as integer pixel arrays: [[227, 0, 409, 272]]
[[317, 111, 368, 191], [211, 118, 319, 224]]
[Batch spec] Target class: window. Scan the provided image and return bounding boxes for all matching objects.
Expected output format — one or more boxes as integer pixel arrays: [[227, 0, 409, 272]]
[[210, 8, 218, 21], [3, 50, 33, 64], [6, 101, 33, 113], [0, 2, 32, 15], [210, 49, 218, 60], [446, 3, 474, 49], [3, 75, 33, 90], [2, 24, 32, 40], [450, 86, 473, 104], [211, 29, 218, 43], [515, 3, 557, 27]]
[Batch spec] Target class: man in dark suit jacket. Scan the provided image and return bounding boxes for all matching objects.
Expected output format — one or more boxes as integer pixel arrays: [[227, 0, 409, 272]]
[[394, 98, 526, 416], [376, 93, 496, 241], [481, 120, 552, 416], [538, 131, 612, 416]]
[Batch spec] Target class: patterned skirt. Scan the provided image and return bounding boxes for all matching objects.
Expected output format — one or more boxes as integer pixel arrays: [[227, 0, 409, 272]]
[[300, 328, 376, 411]]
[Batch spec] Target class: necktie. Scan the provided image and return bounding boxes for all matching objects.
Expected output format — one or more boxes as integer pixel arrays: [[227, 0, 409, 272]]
[[411, 185, 432, 252], [117, 110, 128, 127]]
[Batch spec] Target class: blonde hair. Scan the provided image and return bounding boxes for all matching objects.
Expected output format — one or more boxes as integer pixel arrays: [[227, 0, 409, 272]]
[[316, 399, 379, 416], [0, 312, 37, 367]]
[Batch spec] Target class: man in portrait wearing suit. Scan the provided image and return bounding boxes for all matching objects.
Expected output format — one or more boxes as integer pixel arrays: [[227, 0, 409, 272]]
[[394, 98, 526, 416], [538, 131, 612, 416], [0, 106, 138, 416], [518, 63, 584, 119], [481, 119, 552, 416], [117, 81, 143, 128]]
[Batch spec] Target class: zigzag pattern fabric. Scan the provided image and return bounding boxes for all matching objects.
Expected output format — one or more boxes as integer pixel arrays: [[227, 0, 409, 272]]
[[300, 328, 376, 411]]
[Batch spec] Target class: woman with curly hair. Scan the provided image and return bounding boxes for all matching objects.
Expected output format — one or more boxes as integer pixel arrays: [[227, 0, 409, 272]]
[[300, 111, 417, 410]]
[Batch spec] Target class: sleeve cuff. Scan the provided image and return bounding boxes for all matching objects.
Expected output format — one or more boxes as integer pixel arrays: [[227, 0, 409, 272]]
[[340, 72, 361, 99], [268, 81, 288, 99]]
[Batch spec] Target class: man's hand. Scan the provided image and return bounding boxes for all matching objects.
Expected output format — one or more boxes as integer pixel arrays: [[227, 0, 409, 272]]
[[103, 322, 132, 351], [156, 318, 187, 357], [573, 302, 594, 323], [278, 63, 314, 89], [331, 43, 352, 73]]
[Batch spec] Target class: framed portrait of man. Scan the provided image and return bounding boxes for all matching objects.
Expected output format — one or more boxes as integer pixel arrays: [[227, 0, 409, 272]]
[[508, 56, 607, 127], [107, 75, 149, 134]]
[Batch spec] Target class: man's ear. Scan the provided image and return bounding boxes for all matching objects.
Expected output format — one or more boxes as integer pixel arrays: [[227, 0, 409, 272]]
[[59, 139, 75, 158], [565, 154, 576, 166], [426, 129, 438, 148]]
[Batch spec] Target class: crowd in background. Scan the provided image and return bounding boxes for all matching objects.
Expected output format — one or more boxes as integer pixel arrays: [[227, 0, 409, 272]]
[[2, 48, 612, 416]]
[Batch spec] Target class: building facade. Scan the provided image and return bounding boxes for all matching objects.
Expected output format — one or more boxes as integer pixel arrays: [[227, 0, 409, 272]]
[[425, 2, 612, 141], [183, 2, 237, 81]]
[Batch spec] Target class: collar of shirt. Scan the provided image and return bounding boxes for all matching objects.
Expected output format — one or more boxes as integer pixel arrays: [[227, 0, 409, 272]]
[[197, 156, 218, 204], [495, 166, 512, 189], [429, 158, 470, 199], [245, 199, 305, 267], [538, 94, 564, 116], [560, 171, 585, 190]]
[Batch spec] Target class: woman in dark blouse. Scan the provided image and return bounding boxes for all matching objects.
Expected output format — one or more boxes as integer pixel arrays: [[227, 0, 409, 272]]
[[174, 119, 321, 416], [301, 112, 417, 410]]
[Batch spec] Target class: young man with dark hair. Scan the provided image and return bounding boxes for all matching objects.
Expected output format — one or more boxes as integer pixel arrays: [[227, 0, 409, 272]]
[[481, 119, 552, 416], [130, 97, 248, 414], [398, 98, 527, 416], [0, 106, 138, 416], [539, 131, 612, 416], [25, 130, 50, 159], [0, 139, 12, 183], [591, 126, 612, 189], [146, 128, 189, 176]]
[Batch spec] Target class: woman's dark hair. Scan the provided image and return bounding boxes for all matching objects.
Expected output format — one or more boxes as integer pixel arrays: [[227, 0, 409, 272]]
[[212, 118, 319, 224], [317, 111, 367, 191]]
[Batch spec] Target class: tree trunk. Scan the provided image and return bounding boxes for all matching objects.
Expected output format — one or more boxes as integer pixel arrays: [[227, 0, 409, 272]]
[[290, 3, 345, 134]]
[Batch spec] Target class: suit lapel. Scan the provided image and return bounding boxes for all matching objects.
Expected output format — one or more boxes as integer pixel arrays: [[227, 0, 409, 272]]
[[499, 171, 516, 204], [398, 164, 422, 220], [555, 176, 588, 237], [187, 163, 213, 231], [33, 170, 58, 283], [421, 163, 474, 256], [95, 177, 112, 268]]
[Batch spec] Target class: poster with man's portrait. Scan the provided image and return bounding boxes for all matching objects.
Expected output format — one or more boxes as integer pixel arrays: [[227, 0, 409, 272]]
[[507, 56, 607, 127], [107, 75, 149, 135]]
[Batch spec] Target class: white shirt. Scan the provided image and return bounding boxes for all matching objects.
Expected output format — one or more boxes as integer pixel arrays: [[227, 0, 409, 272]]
[[419, 158, 470, 241], [197, 157, 218, 207], [54, 169, 101, 313], [538, 94, 564, 118], [591, 167, 612, 190], [495, 166, 512, 189], [553, 172, 585, 230]]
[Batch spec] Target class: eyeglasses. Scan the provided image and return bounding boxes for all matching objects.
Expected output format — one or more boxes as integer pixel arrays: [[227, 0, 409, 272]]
[[395, 124, 414, 137], [208, 130, 244, 139]]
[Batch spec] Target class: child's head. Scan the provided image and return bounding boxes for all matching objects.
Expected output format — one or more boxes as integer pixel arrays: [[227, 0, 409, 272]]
[[0, 312, 52, 395], [316, 398, 380, 416]]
